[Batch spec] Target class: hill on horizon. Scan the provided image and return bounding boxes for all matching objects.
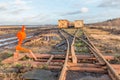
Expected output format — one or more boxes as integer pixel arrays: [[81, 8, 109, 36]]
[[89, 18, 120, 26]]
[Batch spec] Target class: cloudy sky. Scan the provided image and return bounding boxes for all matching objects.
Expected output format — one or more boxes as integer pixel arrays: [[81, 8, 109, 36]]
[[0, 0, 120, 25]]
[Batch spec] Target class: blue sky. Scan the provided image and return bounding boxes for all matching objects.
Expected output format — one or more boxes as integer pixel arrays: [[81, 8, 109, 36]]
[[0, 0, 120, 25]]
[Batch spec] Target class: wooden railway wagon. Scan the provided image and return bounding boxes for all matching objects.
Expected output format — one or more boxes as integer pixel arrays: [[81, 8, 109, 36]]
[[58, 19, 84, 28], [58, 20, 69, 28], [74, 20, 84, 28]]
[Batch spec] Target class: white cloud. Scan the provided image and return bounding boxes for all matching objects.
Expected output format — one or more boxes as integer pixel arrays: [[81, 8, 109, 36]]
[[0, 0, 32, 14], [99, 0, 120, 8], [80, 7, 89, 13], [61, 7, 89, 16], [0, 0, 34, 25], [13, 0, 32, 11], [0, 3, 9, 11], [22, 14, 52, 24], [14, 0, 26, 5]]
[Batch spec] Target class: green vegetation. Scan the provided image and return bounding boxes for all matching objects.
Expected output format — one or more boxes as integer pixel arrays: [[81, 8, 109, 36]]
[[21, 56, 29, 60], [38, 64, 48, 69], [15, 63, 22, 68], [74, 40, 89, 53], [25, 63, 32, 67], [76, 30, 83, 37], [76, 47, 89, 53], [0, 50, 13, 62], [42, 64, 48, 69], [7, 53, 13, 57], [74, 41, 86, 47]]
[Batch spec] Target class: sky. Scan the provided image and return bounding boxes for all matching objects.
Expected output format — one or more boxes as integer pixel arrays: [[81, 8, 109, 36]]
[[0, 0, 120, 25]]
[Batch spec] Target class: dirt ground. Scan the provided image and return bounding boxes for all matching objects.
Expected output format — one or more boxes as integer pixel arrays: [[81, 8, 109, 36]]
[[66, 71, 111, 80], [0, 27, 119, 80], [83, 27, 120, 56]]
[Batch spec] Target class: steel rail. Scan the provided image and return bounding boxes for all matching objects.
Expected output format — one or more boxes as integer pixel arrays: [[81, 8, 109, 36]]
[[84, 32, 120, 80], [60, 29, 120, 80], [58, 29, 78, 80], [58, 29, 70, 80]]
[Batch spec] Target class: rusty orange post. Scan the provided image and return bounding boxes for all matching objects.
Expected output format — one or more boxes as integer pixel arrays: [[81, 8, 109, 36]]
[[14, 25, 37, 61], [17, 25, 26, 45]]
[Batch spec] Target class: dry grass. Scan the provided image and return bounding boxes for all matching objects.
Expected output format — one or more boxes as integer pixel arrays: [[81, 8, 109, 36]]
[[0, 31, 7, 35], [24, 38, 43, 47], [83, 27, 109, 35], [0, 30, 18, 35], [83, 27, 120, 55], [24, 35, 61, 53], [0, 26, 37, 36], [63, 29, 77, 35]]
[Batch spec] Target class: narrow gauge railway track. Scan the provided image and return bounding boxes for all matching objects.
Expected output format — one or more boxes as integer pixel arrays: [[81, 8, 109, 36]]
[[0, 36, 32, 48], [83, 32, 120, 80], [0, 28, 58, 48], [1, 28, 120, 80], [58, 29, 78, 80], [58, 29, 120, 80]]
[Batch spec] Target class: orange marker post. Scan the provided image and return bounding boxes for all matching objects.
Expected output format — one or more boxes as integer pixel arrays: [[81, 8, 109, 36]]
[[14, 25, 37, 61]]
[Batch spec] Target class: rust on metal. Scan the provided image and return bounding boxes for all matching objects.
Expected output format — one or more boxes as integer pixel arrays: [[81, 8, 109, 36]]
[[84, 32, 120, 80], [46, 55, 54, 65], [1, 28, 120, 80], [71, 34, 77, 63]]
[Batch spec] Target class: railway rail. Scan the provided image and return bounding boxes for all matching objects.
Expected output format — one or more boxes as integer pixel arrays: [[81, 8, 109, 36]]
[[0, 28, 58, 48], [0, 28, 120, 80], [58, 29, 120, 80]]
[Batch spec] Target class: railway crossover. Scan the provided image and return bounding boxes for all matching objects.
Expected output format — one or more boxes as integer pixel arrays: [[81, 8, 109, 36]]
[[0, 28, 120, 80], [58, 29, 120, 80]]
